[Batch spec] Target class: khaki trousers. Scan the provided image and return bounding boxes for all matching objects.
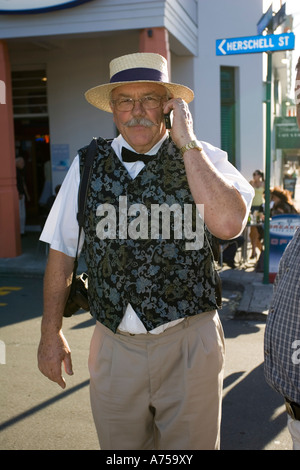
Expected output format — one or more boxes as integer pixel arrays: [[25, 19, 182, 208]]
[[88, 311, 225, 450]]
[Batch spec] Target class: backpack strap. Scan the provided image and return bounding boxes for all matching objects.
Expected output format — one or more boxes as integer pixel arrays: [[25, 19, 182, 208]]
[[70, 138, 98, 288]]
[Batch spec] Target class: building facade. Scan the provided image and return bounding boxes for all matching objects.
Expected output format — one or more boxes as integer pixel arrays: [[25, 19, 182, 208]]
[[0, 0, 265, 257]]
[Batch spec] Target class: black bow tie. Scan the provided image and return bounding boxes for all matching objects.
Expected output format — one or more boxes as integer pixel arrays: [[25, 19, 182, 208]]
[[122, 147, 156, 164]]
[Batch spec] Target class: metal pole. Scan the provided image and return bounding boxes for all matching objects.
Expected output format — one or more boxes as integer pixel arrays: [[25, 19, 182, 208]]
[[263, 51, 272, 284]]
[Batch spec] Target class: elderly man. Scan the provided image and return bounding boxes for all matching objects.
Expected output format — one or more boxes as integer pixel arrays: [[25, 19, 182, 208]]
[[264, 56, 300, 450], [38, 52, 253, 450]]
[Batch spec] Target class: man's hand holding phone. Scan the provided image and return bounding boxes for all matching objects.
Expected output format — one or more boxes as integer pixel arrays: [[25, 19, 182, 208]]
[[163, 98, 196, 150]]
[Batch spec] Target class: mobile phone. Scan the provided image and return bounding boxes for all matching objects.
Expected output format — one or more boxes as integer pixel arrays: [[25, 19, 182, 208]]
[[164, 112, 172, 129]]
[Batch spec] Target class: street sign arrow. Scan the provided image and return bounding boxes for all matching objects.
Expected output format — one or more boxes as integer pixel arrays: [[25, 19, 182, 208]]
[[216, 32, 295, 56], [218, 39, 226, 55]]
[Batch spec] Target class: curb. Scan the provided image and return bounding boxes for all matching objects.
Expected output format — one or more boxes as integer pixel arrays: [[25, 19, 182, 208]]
[[221, 277, 270, 322]]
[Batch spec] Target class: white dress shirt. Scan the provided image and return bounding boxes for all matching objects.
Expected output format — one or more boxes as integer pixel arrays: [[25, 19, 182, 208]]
[[40, 133, 254, 333]]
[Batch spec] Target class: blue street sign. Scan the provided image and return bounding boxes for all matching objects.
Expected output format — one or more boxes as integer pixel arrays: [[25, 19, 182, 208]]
[[216, 32, 295, 56]]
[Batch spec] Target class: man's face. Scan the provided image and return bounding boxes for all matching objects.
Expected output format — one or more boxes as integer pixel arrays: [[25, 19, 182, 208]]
[[110, 83, 168, 153]]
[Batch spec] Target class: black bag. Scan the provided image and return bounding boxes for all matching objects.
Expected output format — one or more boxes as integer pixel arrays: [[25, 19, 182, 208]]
[[63, 272, 89, 318], [63, 138, 98, 317]]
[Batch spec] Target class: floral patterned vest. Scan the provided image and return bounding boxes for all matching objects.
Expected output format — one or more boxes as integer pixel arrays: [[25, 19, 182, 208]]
[[79, 137, 221, 333]]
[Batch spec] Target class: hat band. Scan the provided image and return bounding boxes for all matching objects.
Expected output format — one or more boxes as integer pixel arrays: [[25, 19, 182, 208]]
[[110, 67, 168, 84]]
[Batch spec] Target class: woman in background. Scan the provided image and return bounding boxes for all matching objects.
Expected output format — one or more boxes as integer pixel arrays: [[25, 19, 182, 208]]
[[270, 187, 299, 216]]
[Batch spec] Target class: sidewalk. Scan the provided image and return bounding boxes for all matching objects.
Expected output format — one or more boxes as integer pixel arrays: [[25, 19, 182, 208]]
[[0, 231, 87, 278], [220, 263, 274, 321], [0, 231, 275, 320]]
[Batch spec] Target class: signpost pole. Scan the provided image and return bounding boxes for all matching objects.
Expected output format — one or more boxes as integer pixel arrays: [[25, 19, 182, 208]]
[[263, 50, 272, 284]]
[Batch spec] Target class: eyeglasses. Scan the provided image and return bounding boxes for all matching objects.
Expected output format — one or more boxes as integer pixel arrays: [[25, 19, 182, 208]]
[[111, 95, 167, 112]]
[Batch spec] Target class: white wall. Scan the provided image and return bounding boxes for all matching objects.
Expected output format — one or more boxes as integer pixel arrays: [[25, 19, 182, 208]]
[[0, 0, 197, 54]]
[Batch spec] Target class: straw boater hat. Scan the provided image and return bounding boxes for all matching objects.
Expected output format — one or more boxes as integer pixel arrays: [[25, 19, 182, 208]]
[[85, 52, 194, 113]]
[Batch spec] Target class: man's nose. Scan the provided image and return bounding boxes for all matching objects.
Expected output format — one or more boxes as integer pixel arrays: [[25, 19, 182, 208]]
[[132, 99, 145, 115]]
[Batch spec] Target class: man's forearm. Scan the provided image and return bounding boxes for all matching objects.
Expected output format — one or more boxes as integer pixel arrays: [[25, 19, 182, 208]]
[[182, 148, 247, 239], [41, 248, 75, 333], [38, 248, 75, 388], [165, 98, 247, 240]]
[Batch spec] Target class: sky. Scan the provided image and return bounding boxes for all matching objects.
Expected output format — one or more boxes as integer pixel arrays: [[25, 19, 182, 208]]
[[285, 0, 300, 64], [263, 0, 300, 21]]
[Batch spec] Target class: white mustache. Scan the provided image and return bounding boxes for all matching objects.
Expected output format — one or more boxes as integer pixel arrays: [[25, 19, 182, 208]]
[[124, 118, 158, 127]]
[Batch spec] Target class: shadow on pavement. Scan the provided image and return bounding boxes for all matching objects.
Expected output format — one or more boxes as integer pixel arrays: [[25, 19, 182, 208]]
[[0, 379, 90, 433]]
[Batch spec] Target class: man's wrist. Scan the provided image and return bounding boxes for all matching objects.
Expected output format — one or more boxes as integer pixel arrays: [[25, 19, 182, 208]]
[[180, 140, 203, 156]]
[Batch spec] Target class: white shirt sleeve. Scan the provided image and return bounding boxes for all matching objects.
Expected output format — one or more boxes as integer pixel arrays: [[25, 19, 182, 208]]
[[200, 140, 254, 223], [40, 155, 83, 257]]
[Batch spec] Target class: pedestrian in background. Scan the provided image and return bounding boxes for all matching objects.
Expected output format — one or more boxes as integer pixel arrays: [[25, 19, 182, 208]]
[[264, 56, 300, 450], [270, 186, 299, 216], [37, 52, 254, 450], [249, 169, 264, 259]]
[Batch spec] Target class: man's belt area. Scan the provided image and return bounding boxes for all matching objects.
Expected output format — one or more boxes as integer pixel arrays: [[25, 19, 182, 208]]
[[285, 398, 300, 421]]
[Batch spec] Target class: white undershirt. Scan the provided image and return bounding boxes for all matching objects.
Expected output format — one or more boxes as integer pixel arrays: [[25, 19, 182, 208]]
[[40, 134, 254, 334]]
